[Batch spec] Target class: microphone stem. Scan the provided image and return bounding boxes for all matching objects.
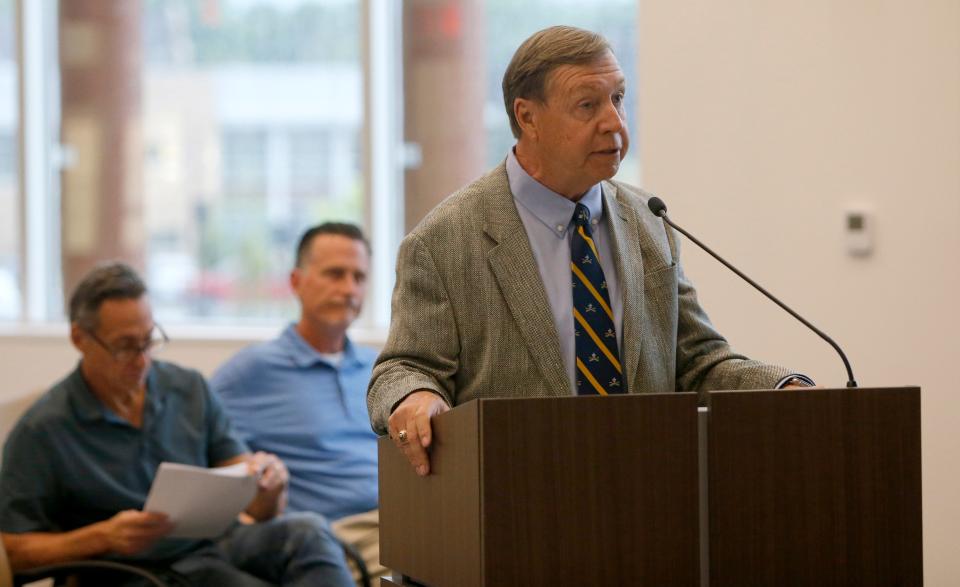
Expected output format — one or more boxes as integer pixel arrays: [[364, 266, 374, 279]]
[[660, 213, 858, 388]]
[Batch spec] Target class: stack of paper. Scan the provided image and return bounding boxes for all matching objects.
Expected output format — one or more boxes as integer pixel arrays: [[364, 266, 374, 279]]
[[144, 462, 257, 539]]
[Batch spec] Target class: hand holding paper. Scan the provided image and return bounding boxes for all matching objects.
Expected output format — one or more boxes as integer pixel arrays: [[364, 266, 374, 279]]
[[143, 462, 257, 539], [102, 510, 174, 555], [243, 451, 290, 522]]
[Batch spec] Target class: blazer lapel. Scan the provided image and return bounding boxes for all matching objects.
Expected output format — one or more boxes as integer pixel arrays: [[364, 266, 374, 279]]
[[483, 167, 570, 396], [603, 181, 645, 394]]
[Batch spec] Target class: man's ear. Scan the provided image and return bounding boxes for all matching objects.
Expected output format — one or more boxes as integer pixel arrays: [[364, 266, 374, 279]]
[[514, 97, 540, 141], [69, 323, 85, 352], [289, 268, 301, 294]]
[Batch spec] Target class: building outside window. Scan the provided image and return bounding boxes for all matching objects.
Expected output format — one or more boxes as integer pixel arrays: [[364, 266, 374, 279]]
[[140, 0, 363, 323]]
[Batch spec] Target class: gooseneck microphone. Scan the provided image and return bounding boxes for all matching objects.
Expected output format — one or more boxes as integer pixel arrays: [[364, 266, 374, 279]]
[[647, 196, 857, 388]]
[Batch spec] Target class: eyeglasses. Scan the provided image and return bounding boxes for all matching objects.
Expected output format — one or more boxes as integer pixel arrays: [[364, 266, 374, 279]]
[[85, 324, 169, 362]]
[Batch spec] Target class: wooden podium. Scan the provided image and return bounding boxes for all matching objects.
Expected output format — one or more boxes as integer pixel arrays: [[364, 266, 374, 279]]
[[706, 388, 922, 586], [378, 388, 921, 586]]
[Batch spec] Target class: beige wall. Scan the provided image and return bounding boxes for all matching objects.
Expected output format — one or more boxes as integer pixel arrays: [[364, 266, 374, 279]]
[[639, 0, 960, 583]]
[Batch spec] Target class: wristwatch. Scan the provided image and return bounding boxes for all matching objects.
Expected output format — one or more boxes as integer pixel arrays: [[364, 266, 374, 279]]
[[777, 374, 816, 388]]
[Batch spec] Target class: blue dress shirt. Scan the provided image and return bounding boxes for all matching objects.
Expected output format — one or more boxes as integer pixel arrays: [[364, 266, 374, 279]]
[[506, 149, 624, 395], [210, 325, 379, 521]]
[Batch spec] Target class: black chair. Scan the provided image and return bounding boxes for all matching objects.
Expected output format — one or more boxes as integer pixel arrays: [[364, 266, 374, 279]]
[[13, 560, 191, 587], [15, 549, 370, 587], [2, 529, 367, 586], [339, 537, 372, 587]]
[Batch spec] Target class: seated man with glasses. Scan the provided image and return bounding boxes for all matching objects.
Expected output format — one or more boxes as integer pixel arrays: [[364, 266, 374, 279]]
[[0, 262, 354, 586]]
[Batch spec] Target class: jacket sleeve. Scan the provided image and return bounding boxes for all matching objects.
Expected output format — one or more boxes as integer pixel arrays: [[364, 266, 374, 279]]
[[366, 233, 460, 435], [666, 226, 795, 391]]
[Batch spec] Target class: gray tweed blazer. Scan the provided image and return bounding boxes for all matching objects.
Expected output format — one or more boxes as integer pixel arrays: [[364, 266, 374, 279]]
[[367, 163, 792, 434]]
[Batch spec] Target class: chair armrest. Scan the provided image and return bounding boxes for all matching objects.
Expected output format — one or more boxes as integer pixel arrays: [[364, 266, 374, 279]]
[[13, 560, 181, 587], [338, 538, 372, 587]]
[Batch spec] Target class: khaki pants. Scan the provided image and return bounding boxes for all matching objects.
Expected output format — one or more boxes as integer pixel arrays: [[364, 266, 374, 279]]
[[332, 508, 387, 586]]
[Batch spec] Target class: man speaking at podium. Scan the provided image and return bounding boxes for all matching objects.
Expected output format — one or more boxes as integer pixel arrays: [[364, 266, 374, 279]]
[[368, 26, 811, 476]]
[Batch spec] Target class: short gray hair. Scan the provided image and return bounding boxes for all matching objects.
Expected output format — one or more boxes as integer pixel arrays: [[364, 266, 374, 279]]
[[502, 26, 612, 138], [68, 261, 147, 331]]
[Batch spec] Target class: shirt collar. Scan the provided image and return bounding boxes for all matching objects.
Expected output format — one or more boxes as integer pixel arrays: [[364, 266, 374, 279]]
[[281, 323, 359, 369], [67, 364, 104, 423], [67, 362, 163, 425], [506, 148, 604, 238]]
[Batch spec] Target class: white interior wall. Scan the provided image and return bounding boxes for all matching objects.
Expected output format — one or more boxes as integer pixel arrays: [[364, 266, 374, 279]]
[[638, 0, 960, 583]]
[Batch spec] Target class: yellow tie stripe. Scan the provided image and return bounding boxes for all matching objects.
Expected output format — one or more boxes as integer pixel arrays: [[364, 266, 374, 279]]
[[573, 309, 622, 372], [571, 263, 614, 321], [576, 357, 609, 396], [577, 225, 601, 260]]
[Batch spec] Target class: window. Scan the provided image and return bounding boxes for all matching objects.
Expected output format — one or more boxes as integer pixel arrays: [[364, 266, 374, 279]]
[[289, 130, 332, 200], [221, 129, 268, 198], [0, 0, 19, 320], [139, 0, 364, 324], [10, 0, 638, 330], [9, 0, 400, 329]]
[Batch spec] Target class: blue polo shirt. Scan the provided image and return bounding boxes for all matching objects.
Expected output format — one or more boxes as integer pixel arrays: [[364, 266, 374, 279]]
[[0, 361, 248, 561], [210, 325, 379, 521]]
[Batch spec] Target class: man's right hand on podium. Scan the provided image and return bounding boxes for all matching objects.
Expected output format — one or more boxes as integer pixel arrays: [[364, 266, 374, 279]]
[[388, 390, 450, 477]]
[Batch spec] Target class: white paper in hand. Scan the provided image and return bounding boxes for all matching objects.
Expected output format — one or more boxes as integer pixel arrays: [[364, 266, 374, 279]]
[[144, 462, 257, 539]]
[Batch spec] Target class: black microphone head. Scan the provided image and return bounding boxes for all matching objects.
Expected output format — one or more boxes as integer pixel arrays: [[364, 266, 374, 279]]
[[647, 196, 667, 217]]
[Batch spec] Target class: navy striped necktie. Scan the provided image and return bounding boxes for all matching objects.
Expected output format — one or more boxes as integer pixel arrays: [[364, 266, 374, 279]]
[[570, 203, 624, 395]]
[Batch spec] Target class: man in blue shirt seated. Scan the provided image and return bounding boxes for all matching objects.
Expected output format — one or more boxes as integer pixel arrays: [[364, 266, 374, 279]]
[[211, 223, 382, 582], [0, 262, 354, 586]]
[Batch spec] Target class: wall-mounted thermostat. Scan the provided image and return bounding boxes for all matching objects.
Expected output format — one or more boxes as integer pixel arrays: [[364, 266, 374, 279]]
[[845, 208, 873, 257]]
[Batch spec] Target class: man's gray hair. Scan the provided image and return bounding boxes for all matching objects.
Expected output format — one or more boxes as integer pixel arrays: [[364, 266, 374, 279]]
[[502, 26, 613, 138], [68, 261, 147, 331]]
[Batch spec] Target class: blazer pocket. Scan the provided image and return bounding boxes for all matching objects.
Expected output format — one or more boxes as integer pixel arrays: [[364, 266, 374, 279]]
[[643, 262, 678, 292]]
